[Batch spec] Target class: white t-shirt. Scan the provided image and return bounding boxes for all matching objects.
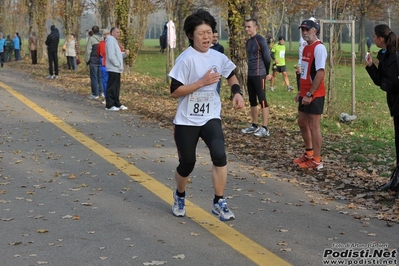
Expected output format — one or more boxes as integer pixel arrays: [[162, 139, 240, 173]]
[[298, 37, 307, 66], [169, 46, 236, 126]]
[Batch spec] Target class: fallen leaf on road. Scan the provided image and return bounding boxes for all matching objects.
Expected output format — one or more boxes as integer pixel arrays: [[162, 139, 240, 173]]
[[9, 242, 22, 246], [173, 254, 185, 260], [143, 261, 167, 266]]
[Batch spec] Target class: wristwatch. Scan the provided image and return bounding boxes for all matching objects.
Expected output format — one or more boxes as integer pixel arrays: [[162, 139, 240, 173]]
[[306, 91, 313, 98]]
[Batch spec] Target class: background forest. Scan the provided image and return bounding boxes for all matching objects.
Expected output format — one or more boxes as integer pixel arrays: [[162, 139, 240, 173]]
[[1, 0, 399, 80]]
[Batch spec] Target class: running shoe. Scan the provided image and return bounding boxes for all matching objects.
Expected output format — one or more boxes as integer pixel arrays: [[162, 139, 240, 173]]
[[241, 124, 260, 134], [298, 159, 323, 170], [119, 105, 128, 110], [270, 86, 275, 91], [254, 127, 270, 137], [87, 94, 99, 100], [293, 153, 312, 164], [172, 191, 186, 217], [287, 86, 293, 92], [105, 106, 120, 111], [212, 199, 235, 221]]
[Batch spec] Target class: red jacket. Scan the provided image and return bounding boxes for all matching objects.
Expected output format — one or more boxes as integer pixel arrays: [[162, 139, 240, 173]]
[[97, 39, 106, 66]]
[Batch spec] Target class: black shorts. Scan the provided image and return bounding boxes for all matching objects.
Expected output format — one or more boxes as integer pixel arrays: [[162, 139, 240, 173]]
[[273, 65, 287, 73], [298, 96, 325, 115], [247, 75, 268, 108]]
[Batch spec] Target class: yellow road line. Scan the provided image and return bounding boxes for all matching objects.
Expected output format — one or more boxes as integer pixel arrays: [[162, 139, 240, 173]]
[[1, 81, 291, 266]]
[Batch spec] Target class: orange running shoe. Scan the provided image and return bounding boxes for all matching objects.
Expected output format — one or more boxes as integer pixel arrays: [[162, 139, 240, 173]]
[[298, 159, 323, 170], [293, 153, 312, 164]]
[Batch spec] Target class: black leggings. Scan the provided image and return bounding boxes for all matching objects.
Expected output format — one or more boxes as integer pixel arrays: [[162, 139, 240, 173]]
[[394, 115, 399, 165], [174, 119, 226, 177]]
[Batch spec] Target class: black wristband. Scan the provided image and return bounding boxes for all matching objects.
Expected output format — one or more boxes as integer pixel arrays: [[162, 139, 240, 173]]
[[231, 84, 242, 96]]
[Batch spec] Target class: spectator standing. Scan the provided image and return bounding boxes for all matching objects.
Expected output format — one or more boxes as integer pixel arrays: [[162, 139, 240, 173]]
[[5, 35, 13, 62], [105, 27, 129, 111], [293, 19, 327, 170], [168, 9, 244, 221], [85, 26, 103, 99], [97, 29, 110, 104], [270, 36, 293, 92], [29, 31, 38, 64], [0, 33, 5, 69], [241, 18, 272, 137], [365, 24, 399, 165], [159, 22, 167, 54], [45, 25, 60, 79], [64, 34, 76, 70], [210, 29, 224, 95], [296, 17, 317, 91], [72, 34, 79, 69], [13, 33, 21, 61]]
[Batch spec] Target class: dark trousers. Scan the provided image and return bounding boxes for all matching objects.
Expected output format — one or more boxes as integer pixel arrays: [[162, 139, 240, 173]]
[[14, 49, 20, 60], [48, 50, 59, 76], [89, 64, 103, 96], [67, 56, 75, 70], [31, 50, 37, 64], [5, 50, 12, 62], [105, 72, 121, 108], [394, 115, 399, 165], [0, 52, 4, 67]]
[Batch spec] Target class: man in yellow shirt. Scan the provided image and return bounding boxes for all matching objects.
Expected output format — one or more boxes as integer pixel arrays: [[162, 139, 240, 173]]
[[270, 36, 293, 92]]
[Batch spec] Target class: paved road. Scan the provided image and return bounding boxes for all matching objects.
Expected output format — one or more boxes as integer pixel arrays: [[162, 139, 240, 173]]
[[0, 69, 398, 266]]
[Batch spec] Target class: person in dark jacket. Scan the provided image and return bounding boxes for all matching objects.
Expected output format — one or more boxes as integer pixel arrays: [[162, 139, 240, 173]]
[[5, 35, 13, 62], [45, 25, 60, 79], [85, 26, 103, 99], [366, 24, 399, 165], [241, 18, 272, 137], [210, 29, 224, 95]]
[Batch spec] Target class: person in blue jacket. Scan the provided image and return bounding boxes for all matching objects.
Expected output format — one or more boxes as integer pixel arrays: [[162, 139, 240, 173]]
[[13, 32, 21, 61]]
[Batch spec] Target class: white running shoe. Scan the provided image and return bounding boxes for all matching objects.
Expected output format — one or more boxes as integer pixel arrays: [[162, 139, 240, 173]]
[[212, 199, 235, 221], [105, 106, 120, 111], [172, 191, 186, 217]]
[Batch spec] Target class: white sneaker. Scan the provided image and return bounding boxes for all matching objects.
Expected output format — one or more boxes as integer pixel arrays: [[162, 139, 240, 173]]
[[105, 106, 120, 111], [87, 94, 99, 100], [270, 87, 275, 91], [241, 124, 260, 134], [254, 127, 270, 137], [119, 105, 128, 110]]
